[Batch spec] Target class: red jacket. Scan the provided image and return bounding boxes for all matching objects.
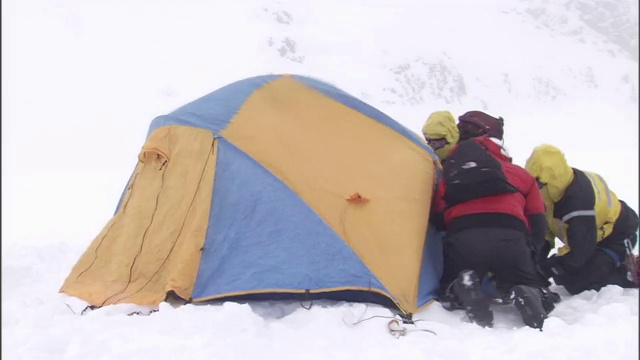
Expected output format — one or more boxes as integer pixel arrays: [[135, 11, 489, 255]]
[[432, 137, 546, 234]]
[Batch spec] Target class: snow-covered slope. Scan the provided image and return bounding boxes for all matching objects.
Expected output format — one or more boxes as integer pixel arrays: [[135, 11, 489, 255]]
[[2, 1, 638, 359]]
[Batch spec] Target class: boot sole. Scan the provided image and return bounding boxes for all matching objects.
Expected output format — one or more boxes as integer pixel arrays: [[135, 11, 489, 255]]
[[454, 270, 494, 328], [512, 285, 547, 329]]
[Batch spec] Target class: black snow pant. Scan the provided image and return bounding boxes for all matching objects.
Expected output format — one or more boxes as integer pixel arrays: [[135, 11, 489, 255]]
[[440, 227, 549, 295], [554, 202, 639, 294]]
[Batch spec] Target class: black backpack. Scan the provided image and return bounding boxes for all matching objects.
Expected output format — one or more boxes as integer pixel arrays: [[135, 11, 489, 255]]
[[442, 139, 519, 207]]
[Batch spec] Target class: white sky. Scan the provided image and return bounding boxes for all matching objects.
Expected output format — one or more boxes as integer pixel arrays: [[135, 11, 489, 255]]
[[2, 0, 638, 359]]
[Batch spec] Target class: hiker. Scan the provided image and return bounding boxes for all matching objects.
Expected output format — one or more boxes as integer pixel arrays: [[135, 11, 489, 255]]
[[525, 144, 640, 294], [457, 110, 506, 144], [431, 136, 559, 329], [422, 110, 502, 298], [452, 111, 554, 259], [421, 111, 460, 162]]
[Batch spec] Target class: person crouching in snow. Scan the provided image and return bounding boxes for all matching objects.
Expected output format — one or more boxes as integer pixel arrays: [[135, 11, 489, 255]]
[[525, 144, 640, 294], [421, 110, 460, 163], [431, 136, 559, 329]]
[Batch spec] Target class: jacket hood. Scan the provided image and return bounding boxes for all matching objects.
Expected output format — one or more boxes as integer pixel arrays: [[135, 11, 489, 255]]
[[421, 111, 460, 160], [525, 144, 574, 202]]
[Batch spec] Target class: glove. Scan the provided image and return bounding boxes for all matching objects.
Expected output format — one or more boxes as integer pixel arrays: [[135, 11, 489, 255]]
[[539, 241, 552, 261], [538, 255, 565, 279]]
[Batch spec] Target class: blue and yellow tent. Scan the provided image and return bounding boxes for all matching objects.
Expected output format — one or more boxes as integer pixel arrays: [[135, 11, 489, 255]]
[[60, 74, 443, 315]]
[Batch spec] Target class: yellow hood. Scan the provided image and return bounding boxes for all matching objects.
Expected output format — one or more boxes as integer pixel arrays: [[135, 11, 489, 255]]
[[421, 111, 459, 160], [525, 144, 574, 203]]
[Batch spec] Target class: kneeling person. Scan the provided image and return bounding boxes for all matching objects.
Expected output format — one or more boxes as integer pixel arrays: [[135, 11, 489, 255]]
[[432, 136, 559, 329], [525, 144, 639, 294]]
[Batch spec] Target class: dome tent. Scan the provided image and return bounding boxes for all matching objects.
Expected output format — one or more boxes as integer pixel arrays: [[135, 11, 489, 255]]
[[60, 74, 443, 315]]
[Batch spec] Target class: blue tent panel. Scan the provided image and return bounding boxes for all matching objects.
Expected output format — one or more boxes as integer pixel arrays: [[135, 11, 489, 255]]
[[147, 74, 280, 135], [417, 225, 444, 307], [192, 138, 391, 299]]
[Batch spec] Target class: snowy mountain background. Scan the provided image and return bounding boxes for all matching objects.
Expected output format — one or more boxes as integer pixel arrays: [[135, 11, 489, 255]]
[[2, 0, 638, 359]]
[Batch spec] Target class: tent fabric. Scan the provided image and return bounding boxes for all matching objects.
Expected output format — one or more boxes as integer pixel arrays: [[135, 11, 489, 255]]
[[60, 74, 444, 314], [192, 138, 390, 300], [61, 126, 217, 306]]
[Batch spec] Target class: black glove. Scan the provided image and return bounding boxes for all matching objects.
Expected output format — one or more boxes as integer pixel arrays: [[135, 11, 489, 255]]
[[538, 255, 566, 279], [539, 241, 552, 261]]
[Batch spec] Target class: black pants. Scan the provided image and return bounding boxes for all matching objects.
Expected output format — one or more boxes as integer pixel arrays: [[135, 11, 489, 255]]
[[555, 201, 639, 294], [554, 246, 636, 294], [556, 251, 637, 294], [440, 227, 549, 293]]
